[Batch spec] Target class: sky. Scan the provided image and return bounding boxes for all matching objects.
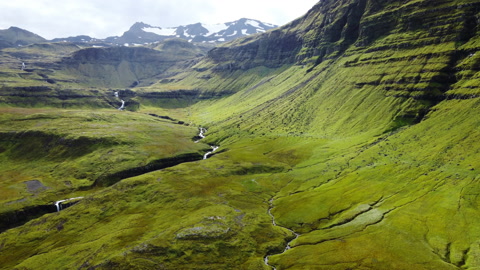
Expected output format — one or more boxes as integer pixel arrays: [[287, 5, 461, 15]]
[[0, 0, 319, 40]]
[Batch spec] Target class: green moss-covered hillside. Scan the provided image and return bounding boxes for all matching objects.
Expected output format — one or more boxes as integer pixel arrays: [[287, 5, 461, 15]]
[[1, 0, 480, 269]]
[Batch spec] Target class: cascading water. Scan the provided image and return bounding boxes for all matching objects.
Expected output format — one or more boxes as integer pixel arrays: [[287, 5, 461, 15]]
[[195, 127, 207, 143], [196, 127, 219, 159], [203, 145, 219, 160], [54, 197, 84, 212], [114, 91, 125, 110], [119, 100, 125, 110]]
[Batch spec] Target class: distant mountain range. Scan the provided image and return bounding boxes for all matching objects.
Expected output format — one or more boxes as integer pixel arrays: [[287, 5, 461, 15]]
[[104, 19, 278, 45], [0, 18, 278, 48]]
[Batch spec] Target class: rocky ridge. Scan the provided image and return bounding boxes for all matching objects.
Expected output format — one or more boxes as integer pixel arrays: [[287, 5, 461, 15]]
[[51, 18, 278, 46], [0, 0, 480, 270]]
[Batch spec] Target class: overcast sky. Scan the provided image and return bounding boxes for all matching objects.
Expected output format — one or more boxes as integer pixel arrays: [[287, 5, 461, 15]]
[[0, 0, 319, 40]]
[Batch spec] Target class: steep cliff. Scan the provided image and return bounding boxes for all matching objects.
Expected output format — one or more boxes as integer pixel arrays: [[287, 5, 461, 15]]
[[60, 45, 205, 88], [1, 1, 480, 270]]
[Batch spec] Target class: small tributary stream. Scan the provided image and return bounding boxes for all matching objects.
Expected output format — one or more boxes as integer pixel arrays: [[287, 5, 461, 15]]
[[0, 126, 218, 233], [196, 127, 219, 159], [196, 127, 207, 142], [264, 198, 300, 270], [114, 91, 125, 110]]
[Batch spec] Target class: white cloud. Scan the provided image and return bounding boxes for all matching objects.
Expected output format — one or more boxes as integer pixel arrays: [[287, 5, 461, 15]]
[[0, 0, 319, 39]]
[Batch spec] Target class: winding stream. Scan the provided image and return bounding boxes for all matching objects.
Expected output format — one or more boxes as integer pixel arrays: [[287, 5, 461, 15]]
[[264, 198, 300, 270], [196, 127, 219, 159]]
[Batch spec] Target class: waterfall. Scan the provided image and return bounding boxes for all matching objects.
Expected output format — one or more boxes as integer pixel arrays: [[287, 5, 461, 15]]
[[195, 127, 219, 159], [119, 100, 125, 110], [54, 197, 84, 212], [199, 128, 206, 139], [195, 128, 207, 143], [114, 91, 125, 110], [203, 145, 219, 160]]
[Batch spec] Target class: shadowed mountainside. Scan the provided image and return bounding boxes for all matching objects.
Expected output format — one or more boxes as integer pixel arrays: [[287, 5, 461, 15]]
[[0, 0, 480, 269]]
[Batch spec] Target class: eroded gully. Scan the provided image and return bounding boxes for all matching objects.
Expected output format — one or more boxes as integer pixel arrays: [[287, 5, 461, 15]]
[[1, 126, 218, 233], [264, 198, 300, 270]]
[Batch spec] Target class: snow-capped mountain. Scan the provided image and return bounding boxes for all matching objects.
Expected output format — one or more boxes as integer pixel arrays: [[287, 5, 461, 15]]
[[105, 18, 278, 45], [51, 35, 98, 43]]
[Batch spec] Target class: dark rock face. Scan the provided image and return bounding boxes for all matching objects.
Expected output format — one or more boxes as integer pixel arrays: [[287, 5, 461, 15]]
[[94, 153, 203, 187], [0, 204, 57, 233], [0, 131, 116, 161], [205, 0, 480, 69], [66, 46, 158, 63], [0, 86, 111, 108], [208, 29, 303, 69], [60, 46, 192, 88], [24, 180, 49, 194]]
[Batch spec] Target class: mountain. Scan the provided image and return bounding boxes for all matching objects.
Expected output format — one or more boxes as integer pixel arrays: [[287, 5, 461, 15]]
[[59, 39, 209, 88], [105, 18, 278, 45], [4, 18, 277, 47], [50, 35, 95, 43], [0, 26, 46, 48], [49, 35, 109, 46], [1, 0, 480, 270]]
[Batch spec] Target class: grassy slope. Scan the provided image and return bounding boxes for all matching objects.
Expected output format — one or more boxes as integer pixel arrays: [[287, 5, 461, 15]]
[[0, 108, 206, 214], [1, 0, 480, 269]]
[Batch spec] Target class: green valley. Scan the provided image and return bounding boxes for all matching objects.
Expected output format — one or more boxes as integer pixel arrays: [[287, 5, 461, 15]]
[[1, 0, 480, 269]]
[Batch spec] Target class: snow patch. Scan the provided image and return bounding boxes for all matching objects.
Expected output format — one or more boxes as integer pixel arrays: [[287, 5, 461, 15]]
[[142, 27, 176, 36], [202, 23, 228, 35], [246, 19, 261, 28]]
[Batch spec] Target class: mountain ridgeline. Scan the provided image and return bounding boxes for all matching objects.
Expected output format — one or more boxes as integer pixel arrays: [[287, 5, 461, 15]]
[[47, 18, 278, 46], [105, 19, 278, 45], [1, 0, 480, 270]]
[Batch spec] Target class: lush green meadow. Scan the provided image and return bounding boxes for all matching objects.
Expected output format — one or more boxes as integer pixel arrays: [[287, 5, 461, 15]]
[[1, 0, 480, 269]]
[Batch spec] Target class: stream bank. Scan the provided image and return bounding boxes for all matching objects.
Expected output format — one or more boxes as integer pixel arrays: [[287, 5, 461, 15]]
[[264, 198, 300, 270]]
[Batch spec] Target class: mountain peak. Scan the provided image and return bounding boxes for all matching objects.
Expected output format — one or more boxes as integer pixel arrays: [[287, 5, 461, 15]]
[[129, 22, 156, 31], [0, 26, 46, 48], [107, 18, 278, 45]]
